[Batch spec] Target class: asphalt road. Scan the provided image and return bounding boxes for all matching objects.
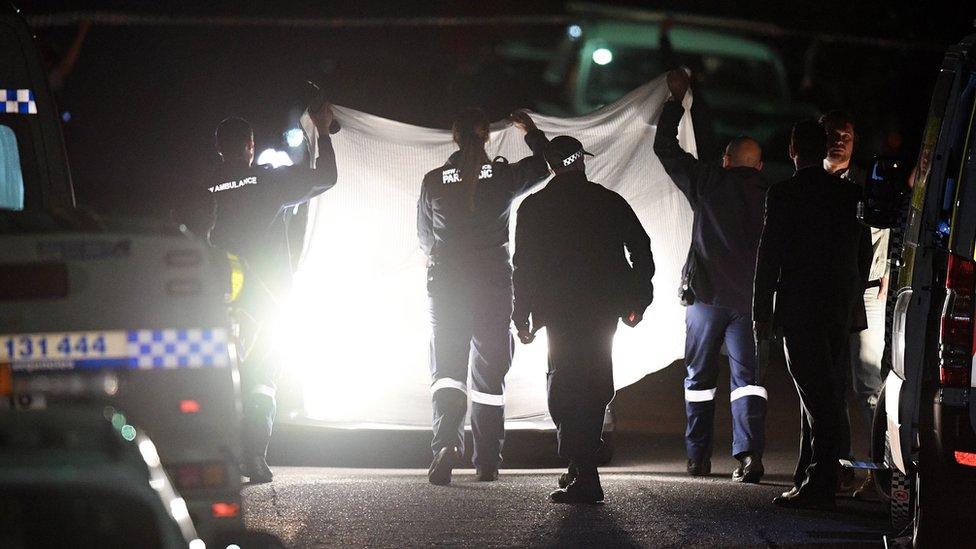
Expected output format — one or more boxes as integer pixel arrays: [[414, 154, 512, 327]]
[[243, 355, 889, 548]]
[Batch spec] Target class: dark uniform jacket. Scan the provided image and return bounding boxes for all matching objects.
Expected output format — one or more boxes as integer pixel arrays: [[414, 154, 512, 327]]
[[512, 170, 655, 330], [654, 100, 770, 315], [208, 135, 338, 296], [753, 166, 872, 330], [416, 129, 549, 266]]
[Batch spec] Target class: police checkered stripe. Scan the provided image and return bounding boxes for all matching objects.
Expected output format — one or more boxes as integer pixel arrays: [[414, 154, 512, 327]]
[[125, 328, 230, 369], [2, 89, 37, 114], [886, 436, 913, 533]]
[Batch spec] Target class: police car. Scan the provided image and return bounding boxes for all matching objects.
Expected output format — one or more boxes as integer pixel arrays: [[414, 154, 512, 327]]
[[0, 408, 203, 548], [861, 30, 976, 547], [1, 6, 244, 544]]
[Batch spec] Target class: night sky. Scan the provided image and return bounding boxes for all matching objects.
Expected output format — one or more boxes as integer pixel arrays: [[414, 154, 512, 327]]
[[15, 1, 976, 218]]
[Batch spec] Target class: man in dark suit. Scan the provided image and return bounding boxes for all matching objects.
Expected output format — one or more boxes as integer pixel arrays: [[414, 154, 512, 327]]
[[512, 135, 655, 504], [753, 119, 871, 509]]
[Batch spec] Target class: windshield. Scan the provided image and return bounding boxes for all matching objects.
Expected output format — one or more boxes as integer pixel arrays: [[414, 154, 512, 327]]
[[585, 45, 782, 107]]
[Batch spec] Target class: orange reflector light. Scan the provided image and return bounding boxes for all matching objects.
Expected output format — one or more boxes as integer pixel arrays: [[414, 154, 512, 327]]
[[954, 451, 976, 467], [211, 502, 240, 518], [180, 399, 201, 414], [0, 364, 11, 397]]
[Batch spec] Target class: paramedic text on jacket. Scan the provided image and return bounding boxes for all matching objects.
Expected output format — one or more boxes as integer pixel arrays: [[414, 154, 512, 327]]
[[418, 109, 549, 486]]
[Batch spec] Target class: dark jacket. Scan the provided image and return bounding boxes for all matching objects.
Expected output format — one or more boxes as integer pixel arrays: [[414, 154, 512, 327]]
[[512, 170, 655, 330], [416, 129, 549, 265], [654, 100, 770, 315], [207, 135, 338, 296], [753, 166, 872, 330]]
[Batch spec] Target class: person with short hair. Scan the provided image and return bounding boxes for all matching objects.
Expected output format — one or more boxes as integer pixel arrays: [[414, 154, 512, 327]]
[[205, 104, 339, 483], [754, 119, 872, 509], [820, 110, 890, 500], [654, 68, 770, 483], [512, 135, 654, 503]]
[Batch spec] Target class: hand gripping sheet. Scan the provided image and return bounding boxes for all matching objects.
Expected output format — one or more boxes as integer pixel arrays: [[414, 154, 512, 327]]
[[280, 75, 696, 428]]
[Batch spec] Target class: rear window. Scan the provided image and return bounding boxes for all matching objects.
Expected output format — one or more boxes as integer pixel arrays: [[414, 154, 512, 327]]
[[584, 45, 782, 107], [0, 124, 25, 210]]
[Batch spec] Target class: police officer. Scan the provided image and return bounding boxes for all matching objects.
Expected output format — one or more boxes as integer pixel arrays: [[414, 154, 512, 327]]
[[654, 69, 769, 482], [206, 103, 338, 483], [513, 135, 654, 503], [417, 108, 548, 485]]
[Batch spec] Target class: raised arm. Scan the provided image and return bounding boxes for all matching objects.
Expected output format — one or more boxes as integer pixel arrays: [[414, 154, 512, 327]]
[[508, 110, 551, 196], [653, 70, 710, 207], [753, 186, 786, 324], [274, 105, 340, 208]]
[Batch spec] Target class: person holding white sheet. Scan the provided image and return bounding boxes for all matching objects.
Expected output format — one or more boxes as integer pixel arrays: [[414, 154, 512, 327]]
[[654, 69, 770, 483], [417, 108, 549, 485]]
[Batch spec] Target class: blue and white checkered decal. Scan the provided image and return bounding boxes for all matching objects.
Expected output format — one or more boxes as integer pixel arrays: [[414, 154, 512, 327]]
[[2, 89, 37, 114], [126, 329, 230, 369], [1, 328, 231, 372]]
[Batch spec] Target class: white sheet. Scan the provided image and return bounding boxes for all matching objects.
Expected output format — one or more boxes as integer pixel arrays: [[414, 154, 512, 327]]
[[278, 74, 696, 428]]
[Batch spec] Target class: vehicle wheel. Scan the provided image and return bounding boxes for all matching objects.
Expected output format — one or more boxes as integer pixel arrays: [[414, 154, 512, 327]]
[[913, 457, 969, 547]]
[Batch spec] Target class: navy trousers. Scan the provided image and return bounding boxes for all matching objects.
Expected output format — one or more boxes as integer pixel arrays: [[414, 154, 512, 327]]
[[684, 302, 767, 461], [428, 261, 513, 470]]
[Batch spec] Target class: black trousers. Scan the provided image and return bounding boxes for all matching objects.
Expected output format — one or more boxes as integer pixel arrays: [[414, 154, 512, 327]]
[[546, 314, 618, 467], [782, 321, 851, 496], [237, 275, 285, 461]]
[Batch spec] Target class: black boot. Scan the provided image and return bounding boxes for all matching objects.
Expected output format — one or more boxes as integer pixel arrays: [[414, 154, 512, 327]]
[[687, 458, 711, 477], [428, 446, 461, 486], [732, 453, 764, 483], [550, 466, 604, 504], [241, 455, 273, 484], [558, 461, 578, 489], [477, 467, 499, 482]]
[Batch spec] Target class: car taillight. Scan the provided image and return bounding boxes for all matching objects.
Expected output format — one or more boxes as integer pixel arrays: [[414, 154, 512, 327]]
[[940, 254, 976, 387], [211, 501, 240, 518], [0, 263, 69, 299], [954, 451, 976, 467], [168, 462, 227, 491]]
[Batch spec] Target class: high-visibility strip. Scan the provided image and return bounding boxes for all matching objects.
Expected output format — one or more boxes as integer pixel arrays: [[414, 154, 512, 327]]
[[251, 384, 276, 399], [470, 390, 505, 407], [730, 385, 768, 402], [685, 388, 717, 402], [430, 377, 467, 394]]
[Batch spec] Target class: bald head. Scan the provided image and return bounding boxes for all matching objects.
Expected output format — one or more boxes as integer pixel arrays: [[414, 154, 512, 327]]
[[723, 136, 763, 170]]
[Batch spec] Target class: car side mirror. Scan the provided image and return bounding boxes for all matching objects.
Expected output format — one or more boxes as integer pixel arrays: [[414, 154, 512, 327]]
[[858, 156, 909, 228]]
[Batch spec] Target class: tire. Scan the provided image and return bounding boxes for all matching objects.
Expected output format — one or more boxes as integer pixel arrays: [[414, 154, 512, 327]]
[[913, 455, 971, 547]]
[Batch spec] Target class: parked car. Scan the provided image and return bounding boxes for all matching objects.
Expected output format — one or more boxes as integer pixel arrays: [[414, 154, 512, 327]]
[[0, 408, 202, 548], [499, 7, 817, 181], [863, 30, 976, 547], [1, 6, 244, 544]]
